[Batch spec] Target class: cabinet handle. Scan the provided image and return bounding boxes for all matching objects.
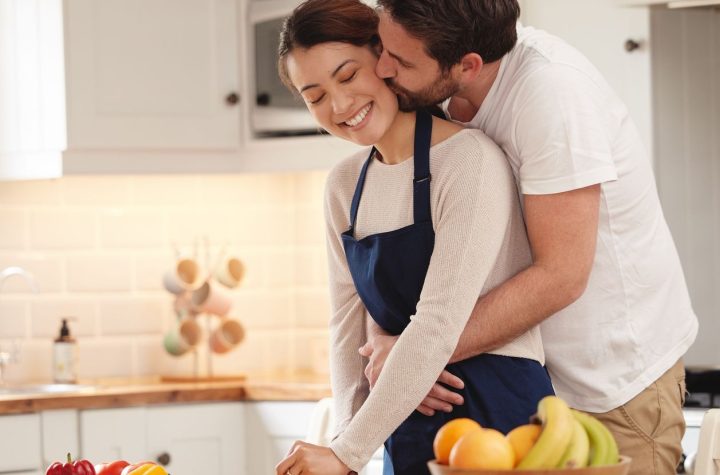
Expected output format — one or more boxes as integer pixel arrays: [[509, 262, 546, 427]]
[[156, 452, 171, 466], [624, 39, 641, 52], [225, 92, 240, 106]]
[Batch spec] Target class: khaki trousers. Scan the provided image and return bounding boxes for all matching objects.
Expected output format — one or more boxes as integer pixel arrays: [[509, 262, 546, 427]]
[[585, 359, 687, 475]]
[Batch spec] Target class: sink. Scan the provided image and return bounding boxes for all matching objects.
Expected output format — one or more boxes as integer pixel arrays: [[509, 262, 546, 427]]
[[0, 383, 97, 396]]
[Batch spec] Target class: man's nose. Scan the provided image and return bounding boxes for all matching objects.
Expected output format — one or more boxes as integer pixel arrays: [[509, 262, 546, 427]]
[[376, 50, 396, 79]]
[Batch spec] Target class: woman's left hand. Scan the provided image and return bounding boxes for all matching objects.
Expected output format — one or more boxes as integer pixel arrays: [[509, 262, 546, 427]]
[[275, 441, 354, 475]]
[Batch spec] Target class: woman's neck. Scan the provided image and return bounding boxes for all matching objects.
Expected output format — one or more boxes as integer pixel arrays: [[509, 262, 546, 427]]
[[374, 110, 416, 165]]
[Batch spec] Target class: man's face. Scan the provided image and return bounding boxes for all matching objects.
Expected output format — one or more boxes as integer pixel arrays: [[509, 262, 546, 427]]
[[376, 10, 461, 111]]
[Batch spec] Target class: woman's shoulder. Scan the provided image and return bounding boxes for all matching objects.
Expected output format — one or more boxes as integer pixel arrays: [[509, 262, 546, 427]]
[[324, 146, 373, 200]]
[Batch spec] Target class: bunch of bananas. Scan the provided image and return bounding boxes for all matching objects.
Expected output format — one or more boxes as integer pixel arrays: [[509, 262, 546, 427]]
[[516, 395, 620, 469]]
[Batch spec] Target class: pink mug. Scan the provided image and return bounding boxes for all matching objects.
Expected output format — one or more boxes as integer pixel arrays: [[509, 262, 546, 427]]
[[209, 318, 245, 354]]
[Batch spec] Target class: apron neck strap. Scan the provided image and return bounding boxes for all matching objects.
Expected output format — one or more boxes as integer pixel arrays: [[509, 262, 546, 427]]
[[348, 109, 434, 231]]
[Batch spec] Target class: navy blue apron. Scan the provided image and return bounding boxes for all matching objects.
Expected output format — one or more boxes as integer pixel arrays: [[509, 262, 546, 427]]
[[342, 109, 554, 475]]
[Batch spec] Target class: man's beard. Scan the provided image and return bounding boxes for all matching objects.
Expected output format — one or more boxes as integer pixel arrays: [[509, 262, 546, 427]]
[[386, 73, 461, 112]]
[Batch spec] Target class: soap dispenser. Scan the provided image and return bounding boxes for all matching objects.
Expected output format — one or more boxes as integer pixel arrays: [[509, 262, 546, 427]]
[[53, 318, 77, 383]]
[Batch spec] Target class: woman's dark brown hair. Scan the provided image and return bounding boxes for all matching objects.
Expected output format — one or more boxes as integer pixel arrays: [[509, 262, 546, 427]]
[[377, 0, 520, 72], [278, 0, 379, 91]]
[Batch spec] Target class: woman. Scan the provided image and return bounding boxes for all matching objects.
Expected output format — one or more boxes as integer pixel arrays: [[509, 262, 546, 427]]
[[275, 1, 554, 474]]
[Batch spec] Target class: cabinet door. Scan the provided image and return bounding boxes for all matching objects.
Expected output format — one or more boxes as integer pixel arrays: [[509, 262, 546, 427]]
[[0, 414, 42, 473], [519, 0, 653, 155], [80, 407, 148, 461], [64, 0, 241, 150], [146, 403, 245, 475], [245, 401, 316, 475]]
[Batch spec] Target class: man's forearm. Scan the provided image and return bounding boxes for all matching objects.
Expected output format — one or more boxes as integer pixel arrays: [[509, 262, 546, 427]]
[[449, 263, 585, 363]]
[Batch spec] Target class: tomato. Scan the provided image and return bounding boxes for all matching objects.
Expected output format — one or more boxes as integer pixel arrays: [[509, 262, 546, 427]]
[[94, 461, 130, 475]]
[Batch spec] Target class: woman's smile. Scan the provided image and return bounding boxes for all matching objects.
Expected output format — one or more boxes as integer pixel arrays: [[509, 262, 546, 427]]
[[340, 102, 373, 129]]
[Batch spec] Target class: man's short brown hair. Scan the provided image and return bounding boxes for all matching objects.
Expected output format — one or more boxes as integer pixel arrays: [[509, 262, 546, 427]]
[[377, 0, 520, 71]]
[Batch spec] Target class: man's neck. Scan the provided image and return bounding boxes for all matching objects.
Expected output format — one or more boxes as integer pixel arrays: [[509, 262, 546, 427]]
[[449, 59, 502, 122]]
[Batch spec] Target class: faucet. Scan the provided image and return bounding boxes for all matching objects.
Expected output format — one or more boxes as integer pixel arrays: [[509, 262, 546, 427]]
[[0, 266, 39, 385]]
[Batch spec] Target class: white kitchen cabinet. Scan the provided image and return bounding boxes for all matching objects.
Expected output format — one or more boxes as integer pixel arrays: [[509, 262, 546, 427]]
[[245, 401, 384, 475], [519, 0, 654, 158], [146, 403, 245, 475], [0, 0, 65, 181], [63, 0, 241, 153], [80, 403, 245, 475], [42, 410, 79, 468], [0, 414, 42, 473], [245, 401, 316, 474]]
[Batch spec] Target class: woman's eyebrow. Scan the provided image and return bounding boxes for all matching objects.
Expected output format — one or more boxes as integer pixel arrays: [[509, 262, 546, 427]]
[[299, 59, 358, 93]]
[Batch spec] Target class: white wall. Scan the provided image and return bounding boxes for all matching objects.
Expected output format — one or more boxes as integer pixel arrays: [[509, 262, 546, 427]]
[[0, 171, 331, 382]]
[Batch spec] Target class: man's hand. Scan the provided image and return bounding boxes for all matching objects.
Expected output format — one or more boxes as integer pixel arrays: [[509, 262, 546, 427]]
[[358, 336, 465, 416]]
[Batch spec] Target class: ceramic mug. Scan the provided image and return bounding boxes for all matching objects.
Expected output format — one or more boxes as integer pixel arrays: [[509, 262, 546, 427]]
[[163, 317, 202, 357], [214, 257, 245, 289], [209, 318, 245, 354], [191, 280, 233, 316], [163, 258, 202, 294]]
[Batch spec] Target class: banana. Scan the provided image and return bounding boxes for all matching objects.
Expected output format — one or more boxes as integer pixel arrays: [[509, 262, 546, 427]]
[[556, 417, 590, 468], [572, 410, 620, 466], [516, 396, 574, 469]]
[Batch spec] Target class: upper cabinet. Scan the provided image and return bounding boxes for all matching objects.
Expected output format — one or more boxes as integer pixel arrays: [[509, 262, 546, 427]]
[[0, 0, 65, 181], [64, 0, 242, 151], [520, 0, 654, 158]]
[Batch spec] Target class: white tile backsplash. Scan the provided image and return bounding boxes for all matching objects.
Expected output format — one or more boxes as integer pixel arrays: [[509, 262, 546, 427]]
[[0, 171, 331, 381]]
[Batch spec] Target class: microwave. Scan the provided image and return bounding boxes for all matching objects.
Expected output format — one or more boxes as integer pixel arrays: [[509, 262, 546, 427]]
[[249, 1, 320, 137]]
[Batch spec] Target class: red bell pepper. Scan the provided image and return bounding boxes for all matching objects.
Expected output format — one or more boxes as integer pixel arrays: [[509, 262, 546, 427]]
[[46, 453, 96, 475]]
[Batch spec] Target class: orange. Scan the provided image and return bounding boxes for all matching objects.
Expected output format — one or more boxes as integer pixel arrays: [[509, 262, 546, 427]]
[[449, 428, 515, 469], [432, 418, 481, 465], [506, 423, 542, 467]]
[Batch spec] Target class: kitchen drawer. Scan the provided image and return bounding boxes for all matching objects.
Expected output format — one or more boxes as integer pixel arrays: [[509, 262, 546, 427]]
[[0, 414, 42, 472]]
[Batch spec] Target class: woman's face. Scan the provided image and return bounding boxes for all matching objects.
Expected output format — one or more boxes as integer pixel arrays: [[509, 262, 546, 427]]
[[286, 42, 399, 146]]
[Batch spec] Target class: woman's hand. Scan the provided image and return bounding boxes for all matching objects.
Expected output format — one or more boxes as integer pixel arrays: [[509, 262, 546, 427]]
[[275, 441, 354, 475]]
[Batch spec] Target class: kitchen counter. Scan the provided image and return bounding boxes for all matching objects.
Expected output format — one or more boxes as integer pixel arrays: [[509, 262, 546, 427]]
[[0, 372, 332, 415]]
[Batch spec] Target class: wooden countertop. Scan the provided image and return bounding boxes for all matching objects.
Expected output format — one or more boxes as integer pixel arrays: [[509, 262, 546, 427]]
[[0, 372, 332, 415]]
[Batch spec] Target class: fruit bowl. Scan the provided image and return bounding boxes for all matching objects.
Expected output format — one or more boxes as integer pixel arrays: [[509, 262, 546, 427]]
[[427, 456, 631, 475]]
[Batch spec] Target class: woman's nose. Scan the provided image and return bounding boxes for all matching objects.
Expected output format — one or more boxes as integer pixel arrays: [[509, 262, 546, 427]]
[[376, 50, 396, 79], [331, 93, 354, 115]]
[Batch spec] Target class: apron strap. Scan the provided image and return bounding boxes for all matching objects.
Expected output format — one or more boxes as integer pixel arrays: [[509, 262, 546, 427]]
[[348, 148, 376, 232], [348, 109, 434, 232], [413, 109, 433, 224]]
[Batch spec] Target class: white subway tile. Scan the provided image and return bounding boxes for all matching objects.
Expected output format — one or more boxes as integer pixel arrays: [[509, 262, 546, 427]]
[[66, 255, 133, 292], [265, 249, 296, 287], [0, 209, 27, 249], [294, 290, 331, 329], [1, 340, 53, 383], [133, 336, 177, 377], [294, 204, 326, 246], [136, 253, 176, 291], [98, 298, 165, 335], [0, 180, 62, 205], [293, 330, 330, 374], [199, 174, 294, 206], [31, 299, 97, 338], [30, 209, 96, 249], [99, 209, 166, 248], [77, 339, 133, 378], [61, 176, 132, 205], [231, 251, 265, 289], [231, 290, 292, 330], [293, 171, 328, 205], [236, 207, 294, 247], [0, 255, 63, 293], [167, 209, 242, 245], [0, 302, 28, 338], [131, 175, 201, 206], [294, 248, 330, 287]]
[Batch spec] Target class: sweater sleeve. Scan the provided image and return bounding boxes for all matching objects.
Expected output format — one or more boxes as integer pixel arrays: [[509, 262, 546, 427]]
[[323, 168, 371, 440], [329, 138, 517, 471]]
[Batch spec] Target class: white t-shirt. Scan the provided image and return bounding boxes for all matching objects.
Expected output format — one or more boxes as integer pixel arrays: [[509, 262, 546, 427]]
[[443, 25, 698, 412]]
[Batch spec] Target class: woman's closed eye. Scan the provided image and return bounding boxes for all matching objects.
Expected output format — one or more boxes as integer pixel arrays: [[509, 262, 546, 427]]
[[308, 93, 326, 105], [339, 70, 358, 83]]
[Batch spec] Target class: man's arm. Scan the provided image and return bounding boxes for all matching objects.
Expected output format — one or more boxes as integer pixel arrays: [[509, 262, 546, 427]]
[[449, 184, 601, 362]]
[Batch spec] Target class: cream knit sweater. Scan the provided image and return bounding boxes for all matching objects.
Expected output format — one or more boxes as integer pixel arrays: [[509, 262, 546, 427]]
[[323, 128, 545, 472]]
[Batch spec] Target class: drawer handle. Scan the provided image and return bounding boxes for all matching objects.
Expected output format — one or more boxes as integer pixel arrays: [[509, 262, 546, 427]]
[[225, 92, 240, 106]]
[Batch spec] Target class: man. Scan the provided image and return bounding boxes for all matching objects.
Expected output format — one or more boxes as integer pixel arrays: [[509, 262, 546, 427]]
[[359, 1, 698, 474]]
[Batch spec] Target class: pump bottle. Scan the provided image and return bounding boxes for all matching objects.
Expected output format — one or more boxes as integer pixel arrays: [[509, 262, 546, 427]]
[[53, 318, 77, 383]]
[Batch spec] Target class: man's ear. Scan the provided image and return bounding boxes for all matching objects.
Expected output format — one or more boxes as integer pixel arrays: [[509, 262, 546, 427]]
[[457, 53, 484, 81]]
